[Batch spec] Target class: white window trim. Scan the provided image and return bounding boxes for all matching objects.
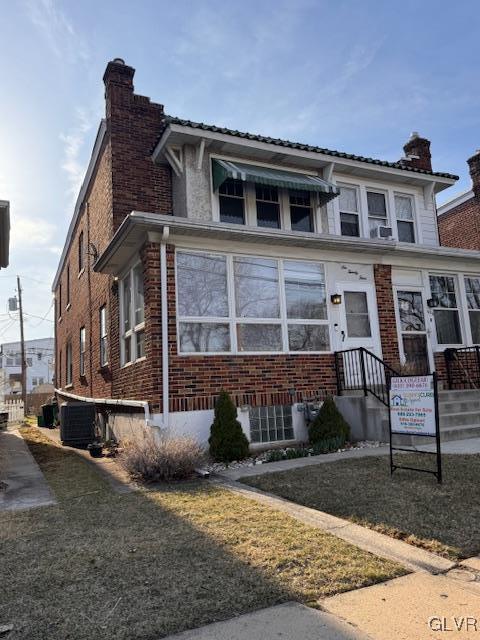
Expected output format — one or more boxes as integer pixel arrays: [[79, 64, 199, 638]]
[[336, 182, 361, 237], [79, 327, 86, 377], [392, 191, 420, 244], [99, 305, 109, 367], [364, 187, 390, 239], [175, 249, 332, 356], [119, 261, 146, 367], [66, 342, 73, 386], [427, 272, 465, 350]]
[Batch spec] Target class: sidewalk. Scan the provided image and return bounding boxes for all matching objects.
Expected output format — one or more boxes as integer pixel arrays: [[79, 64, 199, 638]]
[[0, 427, 56, 511]]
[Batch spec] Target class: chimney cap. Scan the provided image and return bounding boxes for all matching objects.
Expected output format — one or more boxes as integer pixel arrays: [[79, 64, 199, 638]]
[[409, 131, 420, 140], [112, 57, 125, 65]]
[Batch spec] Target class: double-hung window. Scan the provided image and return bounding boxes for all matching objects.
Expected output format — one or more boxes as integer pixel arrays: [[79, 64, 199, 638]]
[[429, 275, 462, 345], [465, 277, 480, 344], [256, 185, 280, 228], [289, 190, 313, 232], [395, 194, 415, 243], [66, 264, 70, 307], [66, 342, 72, 386], [219, 179, 245, 224], [120, 263, 145, 365], [367, 191, 388, 238], [79, 327, 86, 377], [339, 186, 360, 237], [78, 231, 84, 273], [99, 305, 108, 366], [176, 250, 330, 354]]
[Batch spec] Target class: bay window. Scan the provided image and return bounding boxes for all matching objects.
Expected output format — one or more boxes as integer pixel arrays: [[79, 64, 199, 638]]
[[429, 275, 462, 345], [176, 251, 330, 354], [120, 263, 145, 365], [395, 194, 415, 243], [367, 190, 388, 238], [465, 276, 480, 344], [339, 186, 360, 237]]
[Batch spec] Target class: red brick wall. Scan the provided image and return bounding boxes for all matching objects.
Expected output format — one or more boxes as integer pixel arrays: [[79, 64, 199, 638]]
[[374, 264, 400, 368], [438, 196, 480, 250]]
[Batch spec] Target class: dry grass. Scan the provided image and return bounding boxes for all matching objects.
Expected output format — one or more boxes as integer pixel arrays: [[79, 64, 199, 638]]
[[242, 454, 480, 560], [0, 426, 405, 639], [119, 430, 204, 482]]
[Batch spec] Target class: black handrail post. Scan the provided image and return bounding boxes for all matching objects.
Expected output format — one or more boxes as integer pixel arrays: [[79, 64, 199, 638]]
[[334, 351, 343, 396], [445, 348, 454, 390], [476, 347, 480, 387], [359, 348, 368, 397]]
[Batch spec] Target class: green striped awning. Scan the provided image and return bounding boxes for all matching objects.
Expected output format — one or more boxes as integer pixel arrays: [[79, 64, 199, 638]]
[[212, 159, 339, 201]]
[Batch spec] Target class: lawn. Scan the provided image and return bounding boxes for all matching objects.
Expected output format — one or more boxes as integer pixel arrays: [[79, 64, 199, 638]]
[[0, 426, 404, 640], [242, 454, 480, 560]]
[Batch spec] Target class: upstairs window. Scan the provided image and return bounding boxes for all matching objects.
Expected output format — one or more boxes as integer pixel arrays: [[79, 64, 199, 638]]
[[367, 191, 388, 238], [78, 231, 84, 272], [120, 263, 146, 365], [256, 185, 280, 229], [339, 186, 359, 237], [465, 277, 480, 344], [395, 194, 415, 243], [429, 275, 462, 345], [66, 264, 70, 307], [289, 190, 313, 232], [219, 179, 245, 225]]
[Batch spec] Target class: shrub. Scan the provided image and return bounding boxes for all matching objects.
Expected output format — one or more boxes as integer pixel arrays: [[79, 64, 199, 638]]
[[265, 449, 285, 463], [120, 430, 204, 483], [285, 447, 309, 460], [308, 396, 350, 446], [208, 390, 249, 462], [311, 436, 345, 455]]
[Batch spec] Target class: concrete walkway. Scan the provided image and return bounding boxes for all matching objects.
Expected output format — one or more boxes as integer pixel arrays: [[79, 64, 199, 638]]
[[0, 427, 56, 511], [212, 477, 454, 574], [162, 602, 372, 639]]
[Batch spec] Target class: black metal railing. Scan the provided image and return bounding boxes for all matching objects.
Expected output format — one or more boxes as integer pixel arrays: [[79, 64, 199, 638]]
[[334, 347, 400, 407], [445, 346, 480, 390]]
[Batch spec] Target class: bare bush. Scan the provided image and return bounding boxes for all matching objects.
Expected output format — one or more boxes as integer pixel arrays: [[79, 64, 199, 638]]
[[119, 430, 205, 483]]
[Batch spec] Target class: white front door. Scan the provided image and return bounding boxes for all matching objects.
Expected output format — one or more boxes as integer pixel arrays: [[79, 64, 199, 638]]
[[337, 283, 382, 356]]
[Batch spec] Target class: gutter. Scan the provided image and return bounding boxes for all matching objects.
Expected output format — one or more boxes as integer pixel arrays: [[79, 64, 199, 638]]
[[55, 388, 151, 424]]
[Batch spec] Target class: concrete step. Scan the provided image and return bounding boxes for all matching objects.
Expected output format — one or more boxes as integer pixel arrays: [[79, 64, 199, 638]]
[[391, 424, 480, 447], [440, 410, 480, 428], [439, 400, 480, 414], [438, 389, 480, 402]]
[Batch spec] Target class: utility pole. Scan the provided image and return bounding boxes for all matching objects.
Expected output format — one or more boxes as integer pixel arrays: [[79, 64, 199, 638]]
[[17, 276, 27, 410]]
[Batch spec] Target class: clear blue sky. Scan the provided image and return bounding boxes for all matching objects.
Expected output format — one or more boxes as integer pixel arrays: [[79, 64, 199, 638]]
[[1, 0, 479, 343]]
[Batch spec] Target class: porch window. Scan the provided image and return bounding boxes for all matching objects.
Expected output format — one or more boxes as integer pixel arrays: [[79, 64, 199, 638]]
[[120, 263, 146, 365], [79, 327, 86, 377], [429, 275, 462, 345], [465, 277, 480, 344], [256, 185, 280, 229], [219, 179, 245, 225], [367, 191, 388, 238], [395, 195, 415, 243], [100, 306, 108, 366], [339, 186, 360, 237], [289, 190, 313, 232], [249, 405, 294, 443], [176, 251, 330, 354]]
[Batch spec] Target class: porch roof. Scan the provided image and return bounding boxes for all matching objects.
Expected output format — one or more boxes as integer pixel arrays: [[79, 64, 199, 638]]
[[93, 211, 480, 276]]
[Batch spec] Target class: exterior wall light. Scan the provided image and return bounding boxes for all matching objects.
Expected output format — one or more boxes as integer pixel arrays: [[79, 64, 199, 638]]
[[426, 298, 436, 308], [330, 293, 342, 305]]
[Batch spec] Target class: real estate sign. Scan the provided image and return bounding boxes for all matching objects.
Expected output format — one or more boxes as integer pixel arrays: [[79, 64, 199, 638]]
[[389, 375, 436, 436]]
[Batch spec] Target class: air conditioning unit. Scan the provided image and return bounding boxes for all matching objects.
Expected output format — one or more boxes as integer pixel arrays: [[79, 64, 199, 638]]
[[370, 226, 393, 239], [60, 402, 96, 447]]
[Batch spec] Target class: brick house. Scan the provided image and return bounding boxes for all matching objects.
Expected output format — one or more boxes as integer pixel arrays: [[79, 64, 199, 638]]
[[53, 58, 480, 446], [437, 150, 480, 250]]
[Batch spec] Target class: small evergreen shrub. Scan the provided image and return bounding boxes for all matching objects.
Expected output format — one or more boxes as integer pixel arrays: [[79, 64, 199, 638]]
[[311, 436, 345, 455], [265, 449, 285, 463], [285, 447, 309, 460], [209, 390, 249, 463], [308, 396, 350, 447]]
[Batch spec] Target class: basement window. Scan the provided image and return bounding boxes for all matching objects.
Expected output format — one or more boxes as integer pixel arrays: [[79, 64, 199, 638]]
[[249, 405, 294, 443]]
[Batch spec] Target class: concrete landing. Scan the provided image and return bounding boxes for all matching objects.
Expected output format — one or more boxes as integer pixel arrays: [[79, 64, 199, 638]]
[[0, 428, 56, 511], [323, 572, 480, 639], [162, 602, 372, 639]]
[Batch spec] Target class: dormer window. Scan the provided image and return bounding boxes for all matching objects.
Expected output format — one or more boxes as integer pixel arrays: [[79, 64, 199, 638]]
[[256, 185, 280, 229], [219, 179, 245, 225], [289, 190, 313, 232], [367, 191, 388, 238]]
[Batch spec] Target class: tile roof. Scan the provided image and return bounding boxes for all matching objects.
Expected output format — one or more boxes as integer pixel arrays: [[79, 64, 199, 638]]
[[163, 116, 458, 180]]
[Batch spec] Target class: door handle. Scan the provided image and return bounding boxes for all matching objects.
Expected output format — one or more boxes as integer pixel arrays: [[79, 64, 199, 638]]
[[341, 330, 346, 342]]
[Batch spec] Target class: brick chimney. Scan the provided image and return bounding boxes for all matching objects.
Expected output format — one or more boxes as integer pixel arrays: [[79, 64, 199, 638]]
[[402, 132, 432, 172], [468, 149, 480, 199], [103, 57, 135, 118]]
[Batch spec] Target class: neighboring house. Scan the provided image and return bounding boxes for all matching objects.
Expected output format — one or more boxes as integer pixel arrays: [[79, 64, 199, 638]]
[[437, 150, 480, 250], [0, 200, 10, 269], [52, 58, 480, 447], [0, 337, 54, 395]]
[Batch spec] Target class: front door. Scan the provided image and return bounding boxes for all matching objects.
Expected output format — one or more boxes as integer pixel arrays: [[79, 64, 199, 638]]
[[395, 289, 431, 374], [338, 284, 382, 387]]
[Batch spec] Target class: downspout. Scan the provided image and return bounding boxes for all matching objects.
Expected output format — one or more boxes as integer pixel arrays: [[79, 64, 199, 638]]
[[160, 226, 170, 428]]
